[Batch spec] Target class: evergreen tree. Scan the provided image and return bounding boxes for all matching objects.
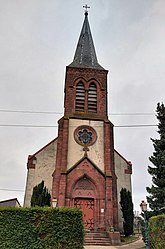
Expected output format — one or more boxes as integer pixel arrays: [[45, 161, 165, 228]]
[[146, 102, 165, 214], [120, 188, 134, 236], [31, 180, 51, 207]]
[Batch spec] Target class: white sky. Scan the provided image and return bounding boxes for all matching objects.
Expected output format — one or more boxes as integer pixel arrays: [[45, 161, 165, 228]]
[[0, 0, 164, 211]]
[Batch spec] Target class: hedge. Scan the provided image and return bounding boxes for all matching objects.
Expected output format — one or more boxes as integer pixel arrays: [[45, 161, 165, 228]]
[[0, 207, 84, 249], [148, 214, 165, 249]]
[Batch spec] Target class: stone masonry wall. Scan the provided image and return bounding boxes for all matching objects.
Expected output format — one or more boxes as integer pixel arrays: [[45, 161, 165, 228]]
[[114, 150, 132, 232], [24, 139, 57, 207]]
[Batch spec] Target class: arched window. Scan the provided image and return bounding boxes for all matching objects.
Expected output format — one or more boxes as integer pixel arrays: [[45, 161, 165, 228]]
[[88, 83, 97, 113], [75, 82, 85, 112]]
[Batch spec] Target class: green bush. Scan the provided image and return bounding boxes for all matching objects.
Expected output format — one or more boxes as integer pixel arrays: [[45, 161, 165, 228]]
[[120, 188, 134, 236], [0, 207, 84, 249], [148, 214, 165, 249], [31, 181, 51, 207]]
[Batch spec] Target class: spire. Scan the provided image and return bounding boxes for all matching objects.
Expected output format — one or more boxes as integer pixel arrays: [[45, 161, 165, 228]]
[[69, 10, 104, 70]]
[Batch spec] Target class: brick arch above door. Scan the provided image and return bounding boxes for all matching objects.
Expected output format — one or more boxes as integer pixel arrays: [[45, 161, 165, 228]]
[[66, 157, 105, 199], [72, 175, 97, 199]]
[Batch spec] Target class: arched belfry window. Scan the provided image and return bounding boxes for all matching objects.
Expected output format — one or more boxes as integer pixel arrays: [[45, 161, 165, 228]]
[[76, 82, 85, 112], [75, 82, 97, 113], [88, 83, 97, 113]]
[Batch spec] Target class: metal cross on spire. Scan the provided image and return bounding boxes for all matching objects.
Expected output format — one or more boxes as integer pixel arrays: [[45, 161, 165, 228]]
[[83, 4, 90, 13]]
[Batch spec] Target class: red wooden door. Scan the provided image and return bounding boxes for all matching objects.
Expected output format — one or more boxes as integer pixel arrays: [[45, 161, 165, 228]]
[[74, 198, 94, 229]]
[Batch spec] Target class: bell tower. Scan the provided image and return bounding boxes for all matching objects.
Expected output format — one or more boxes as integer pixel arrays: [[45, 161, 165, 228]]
[[52, 10, 119, 231], [64, 11, 108, 120]]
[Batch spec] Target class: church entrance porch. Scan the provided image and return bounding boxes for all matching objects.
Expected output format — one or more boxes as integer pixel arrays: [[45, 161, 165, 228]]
[[65, 159, 108, 231], [74, 198, 94, 229]]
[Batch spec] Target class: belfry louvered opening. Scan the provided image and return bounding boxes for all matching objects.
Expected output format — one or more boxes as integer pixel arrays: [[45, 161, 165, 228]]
[[88, 83, 97, 113], [76, 82, 85, 112]]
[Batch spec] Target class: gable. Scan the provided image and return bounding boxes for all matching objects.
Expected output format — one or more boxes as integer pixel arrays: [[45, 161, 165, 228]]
[[0, 198, 21, 207], [67, 156, 105, 177], [28, 137, 58, 160], [114, 149, 132, 174]]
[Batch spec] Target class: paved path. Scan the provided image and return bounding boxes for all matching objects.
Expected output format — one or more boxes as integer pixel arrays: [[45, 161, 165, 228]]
[[84, 237, 145, 249]]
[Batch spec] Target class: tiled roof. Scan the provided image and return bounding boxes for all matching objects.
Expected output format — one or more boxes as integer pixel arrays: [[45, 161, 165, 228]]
[[0, 198, 21, 207]]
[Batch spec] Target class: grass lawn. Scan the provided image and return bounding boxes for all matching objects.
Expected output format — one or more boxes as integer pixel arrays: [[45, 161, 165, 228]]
[[120, 235, 140, 245]]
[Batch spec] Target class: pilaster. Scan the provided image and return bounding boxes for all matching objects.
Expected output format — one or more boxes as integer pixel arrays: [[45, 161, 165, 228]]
[[52, 117, 69, 203]]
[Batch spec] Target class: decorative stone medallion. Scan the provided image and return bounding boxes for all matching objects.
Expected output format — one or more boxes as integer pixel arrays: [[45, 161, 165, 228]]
[[74, 125, 97, 146]]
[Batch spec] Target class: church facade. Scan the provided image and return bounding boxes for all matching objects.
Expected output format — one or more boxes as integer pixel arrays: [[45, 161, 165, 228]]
[[24, 11, 132, 232]]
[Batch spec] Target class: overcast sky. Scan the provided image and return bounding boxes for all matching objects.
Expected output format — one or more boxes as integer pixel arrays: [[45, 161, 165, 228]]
[[0, 0, 164, 211]]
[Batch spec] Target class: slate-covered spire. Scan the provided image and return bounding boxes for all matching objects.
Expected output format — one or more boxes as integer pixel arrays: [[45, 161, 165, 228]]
[[69, 12, 104, 70]]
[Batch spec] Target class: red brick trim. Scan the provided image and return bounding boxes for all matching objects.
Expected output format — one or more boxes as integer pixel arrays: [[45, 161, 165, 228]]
[[66, 65, 108, 75], [125, 161, 132, 174], [65, 158, 105, 230], [67, 156, 105, 177], [52, 117, 69, 203], [27, 156, 36, 169], [64, 66, 108, 118]]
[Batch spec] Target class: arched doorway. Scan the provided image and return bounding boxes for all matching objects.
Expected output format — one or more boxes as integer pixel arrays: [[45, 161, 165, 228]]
[[72, 176, 96, 230]]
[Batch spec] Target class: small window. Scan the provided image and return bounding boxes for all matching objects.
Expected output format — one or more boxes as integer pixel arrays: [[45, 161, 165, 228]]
[[76, 82, 85, 112], [88, 83, 97, 113]]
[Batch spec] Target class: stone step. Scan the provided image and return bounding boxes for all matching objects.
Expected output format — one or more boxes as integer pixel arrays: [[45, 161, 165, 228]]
[[85, 237, 110, 241], [85, 239, 111, 242], [85, 241, 111, 246], [85, 237, 110, 242], [85, 242, 111, 246], [85, 233, 108, 238], [84, 232, 111, 246]]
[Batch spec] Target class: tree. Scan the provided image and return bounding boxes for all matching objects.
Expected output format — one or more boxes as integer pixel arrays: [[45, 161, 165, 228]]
[[146, 102, 165, 214], [120, 188, 134, 236], [31, 180, 51, 207]]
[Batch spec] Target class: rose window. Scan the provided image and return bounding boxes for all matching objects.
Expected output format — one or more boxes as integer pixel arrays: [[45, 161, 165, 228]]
[[74, 125, 97, 146]]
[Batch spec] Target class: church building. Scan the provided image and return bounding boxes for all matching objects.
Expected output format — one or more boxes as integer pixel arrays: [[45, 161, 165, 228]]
[[24, 10, 132, 232]]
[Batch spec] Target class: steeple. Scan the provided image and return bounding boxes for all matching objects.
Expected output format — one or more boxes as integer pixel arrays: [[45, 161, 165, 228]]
[[69, 11, 104, 70]]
